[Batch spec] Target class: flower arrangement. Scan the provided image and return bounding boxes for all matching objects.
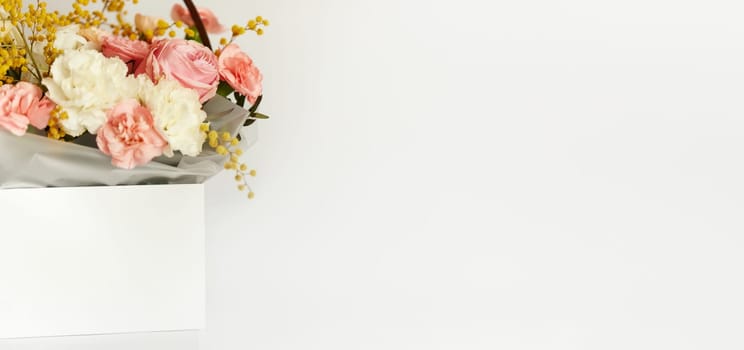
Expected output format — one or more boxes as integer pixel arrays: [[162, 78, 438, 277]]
[[0, 0, 269, 198]]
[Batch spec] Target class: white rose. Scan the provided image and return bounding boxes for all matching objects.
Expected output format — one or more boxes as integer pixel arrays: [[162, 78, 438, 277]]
[[138, 77, 207, 156], [42, 49, 138, 136], [54, 25, 87, 51]]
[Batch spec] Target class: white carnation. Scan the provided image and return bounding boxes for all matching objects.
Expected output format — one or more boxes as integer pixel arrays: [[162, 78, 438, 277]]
[[138, 77, 207, 156], [21, 26, 89, 83], [42, 49, 138, 136], [54, 25, 87, 51]]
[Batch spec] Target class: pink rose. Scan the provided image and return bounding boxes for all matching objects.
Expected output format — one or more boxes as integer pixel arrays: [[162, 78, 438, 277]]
[[136, 38, 219, 103], [101, 36, 150, 73], [218, 44, 263, 105], [171, 4, 225, 33], [96, 99, 168, 169], [0, 82, 55, 136]]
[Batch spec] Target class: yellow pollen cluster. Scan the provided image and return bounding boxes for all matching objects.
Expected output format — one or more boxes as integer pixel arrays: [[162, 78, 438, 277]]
[[0, 0, 142, 81], [218, 15, 269, 49], [101, 0, 139, 38], [0, 39, 26, 84], [248, 15, 269, 35], [204, 126, 257, 200], [47, 106, 68, 140], [142, 18, 176, 41]]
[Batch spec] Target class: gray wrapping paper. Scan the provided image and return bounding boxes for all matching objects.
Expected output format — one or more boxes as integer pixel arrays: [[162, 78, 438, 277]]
[[0, 96, 257, 188]]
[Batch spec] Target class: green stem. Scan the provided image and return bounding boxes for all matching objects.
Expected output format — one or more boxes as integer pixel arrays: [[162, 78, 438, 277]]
[[183, 0, 212, 50], [15, 24, 42, 83]]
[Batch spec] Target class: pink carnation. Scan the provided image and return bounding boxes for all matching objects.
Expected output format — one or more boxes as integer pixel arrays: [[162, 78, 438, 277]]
[[136, 38, 219, 103], [171, 4, 225, 33], [101, 36, 151, 73], [96, 99, 168, 169], [0, 82, 55, 136], [218, 44, 263, 105]]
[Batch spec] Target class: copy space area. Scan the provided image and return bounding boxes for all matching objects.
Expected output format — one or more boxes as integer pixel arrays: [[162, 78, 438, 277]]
[[3, 0, 744, 349]]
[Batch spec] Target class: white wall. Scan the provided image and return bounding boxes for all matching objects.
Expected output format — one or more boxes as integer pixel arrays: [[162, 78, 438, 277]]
[[5, 0, 744, 349]]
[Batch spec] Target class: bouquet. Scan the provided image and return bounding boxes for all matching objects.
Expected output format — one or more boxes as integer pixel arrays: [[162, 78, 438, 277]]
[[0, 0, 270, 198]]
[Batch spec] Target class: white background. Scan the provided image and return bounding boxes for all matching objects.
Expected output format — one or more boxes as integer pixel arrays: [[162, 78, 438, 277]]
[[4, 0, 744, 349]]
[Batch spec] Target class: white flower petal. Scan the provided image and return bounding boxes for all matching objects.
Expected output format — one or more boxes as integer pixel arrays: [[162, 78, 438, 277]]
[[138, 78, 207, 156], [42, 49, 138, 136]]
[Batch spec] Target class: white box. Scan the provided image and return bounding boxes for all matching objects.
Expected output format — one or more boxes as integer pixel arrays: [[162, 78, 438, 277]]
[[0, 184, 205, 339]]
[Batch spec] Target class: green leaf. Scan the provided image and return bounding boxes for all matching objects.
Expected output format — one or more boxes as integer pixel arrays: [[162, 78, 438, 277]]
[[249, 95, 263, 113], [217, 81, 234, 97], [185, 26, 203, 44], [250, 112, 270, 119]]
